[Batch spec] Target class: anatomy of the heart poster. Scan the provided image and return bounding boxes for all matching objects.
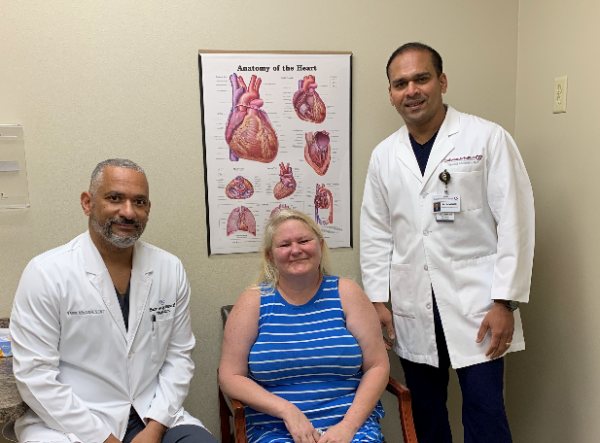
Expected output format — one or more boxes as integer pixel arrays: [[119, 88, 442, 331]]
[[199, 52, 352, 255]]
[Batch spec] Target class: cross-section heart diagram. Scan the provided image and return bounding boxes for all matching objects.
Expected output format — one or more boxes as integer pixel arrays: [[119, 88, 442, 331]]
[[273, 162, 297, 200], [226, 206, 257, 236], [225, 73, 278, 163], [292, 75, 326, 123], [225, 176, 254, 199], [304, 131, 331, 176], [314, 184, 333, 226]]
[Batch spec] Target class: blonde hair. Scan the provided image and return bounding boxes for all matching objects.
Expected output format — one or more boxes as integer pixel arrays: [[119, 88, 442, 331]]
[[254, 209, 332, 288]]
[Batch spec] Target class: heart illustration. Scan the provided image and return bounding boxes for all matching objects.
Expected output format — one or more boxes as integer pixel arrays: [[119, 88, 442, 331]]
[[225, 176, 254, 199], [225, 73, 278, 163], [314, 184, 333, 226], [304, 131, 331, 176], [292, 75, 326, 123], [273, 162, 297, 200], [226, 206, 256, 236], [270, 203, 290, 218]]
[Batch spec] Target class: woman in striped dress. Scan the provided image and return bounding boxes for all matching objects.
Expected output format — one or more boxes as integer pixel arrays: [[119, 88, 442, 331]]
[[219, 209, 389, 443]]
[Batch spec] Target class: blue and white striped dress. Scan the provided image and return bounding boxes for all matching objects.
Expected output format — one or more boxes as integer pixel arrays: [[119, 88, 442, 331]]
[[246, 276, 385, 443]]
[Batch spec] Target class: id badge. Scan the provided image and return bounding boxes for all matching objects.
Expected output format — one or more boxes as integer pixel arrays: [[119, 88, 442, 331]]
[[432, 195, 461, 213], [436, 213, 455, 222]]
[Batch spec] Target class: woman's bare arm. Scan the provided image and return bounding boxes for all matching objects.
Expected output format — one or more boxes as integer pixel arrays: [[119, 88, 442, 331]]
[[318, 278, 390, 443], [219, 288, 321, 443]]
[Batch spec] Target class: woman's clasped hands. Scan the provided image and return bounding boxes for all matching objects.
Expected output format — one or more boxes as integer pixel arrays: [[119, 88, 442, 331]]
[[283, 404, 356, 443], [282, 404, 321, 443]]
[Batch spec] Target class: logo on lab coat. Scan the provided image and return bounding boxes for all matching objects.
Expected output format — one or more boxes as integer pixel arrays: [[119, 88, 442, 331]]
[[150, 301, 176, 315], [444, 154, 483, 166]]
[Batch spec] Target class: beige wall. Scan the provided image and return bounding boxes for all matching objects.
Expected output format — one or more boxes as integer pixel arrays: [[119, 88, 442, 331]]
[[508, 0, 600, 441], [0, 1, 519, 441]]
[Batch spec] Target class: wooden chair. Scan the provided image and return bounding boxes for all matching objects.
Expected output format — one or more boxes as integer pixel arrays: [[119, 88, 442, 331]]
[[218, 305, 418, 443]]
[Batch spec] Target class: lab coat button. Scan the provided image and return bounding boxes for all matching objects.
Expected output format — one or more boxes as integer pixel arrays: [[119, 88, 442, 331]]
[[426, 303, 432, 310], [424, 264, 429, 271], [423, 229, 429, 236]]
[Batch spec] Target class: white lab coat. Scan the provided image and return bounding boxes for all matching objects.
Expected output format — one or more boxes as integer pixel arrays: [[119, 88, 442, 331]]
[[10, 232, 204, 443], [360, 106, 534, 369]]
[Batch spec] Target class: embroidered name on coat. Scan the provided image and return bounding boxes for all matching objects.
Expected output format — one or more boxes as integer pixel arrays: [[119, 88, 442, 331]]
[[67, 309, 106, 316]]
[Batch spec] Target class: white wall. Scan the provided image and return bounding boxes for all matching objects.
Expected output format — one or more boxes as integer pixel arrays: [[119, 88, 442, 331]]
[[508, 1, 600, 441], [0, 1, 519, 441]]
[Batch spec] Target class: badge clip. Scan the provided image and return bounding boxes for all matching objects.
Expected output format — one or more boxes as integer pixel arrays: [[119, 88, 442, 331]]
[[439, 169, 451, 194]]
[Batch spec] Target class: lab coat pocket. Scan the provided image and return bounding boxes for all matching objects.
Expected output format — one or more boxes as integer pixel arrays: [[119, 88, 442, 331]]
[[390, 263, 415, 319], [151, 316, 174, 363], [451, 170, 483, 211], [452, 253, 495, 316]]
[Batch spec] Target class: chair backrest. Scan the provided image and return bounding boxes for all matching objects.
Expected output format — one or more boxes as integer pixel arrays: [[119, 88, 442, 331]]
[[221, 305, 234, 328]]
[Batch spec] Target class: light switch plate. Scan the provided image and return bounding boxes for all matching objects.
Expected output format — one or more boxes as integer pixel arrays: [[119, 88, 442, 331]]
[[553, 76, 568, 114]]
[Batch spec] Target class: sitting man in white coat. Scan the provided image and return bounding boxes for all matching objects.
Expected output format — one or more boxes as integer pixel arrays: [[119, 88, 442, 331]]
[[10, 159, 216, 443], [360, 43, 534, 443]]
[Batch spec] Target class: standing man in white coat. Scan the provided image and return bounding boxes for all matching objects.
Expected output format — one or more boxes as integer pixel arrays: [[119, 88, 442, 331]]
[[360, 43, 534, 443], [10, 159, 216, 443]]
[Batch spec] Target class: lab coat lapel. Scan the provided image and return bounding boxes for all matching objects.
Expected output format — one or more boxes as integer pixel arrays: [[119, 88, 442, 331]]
[[82, 231, 128, 342], [421, 106, 460, 191], [127, 241, 153, 352], [395, 128, 423, 183]]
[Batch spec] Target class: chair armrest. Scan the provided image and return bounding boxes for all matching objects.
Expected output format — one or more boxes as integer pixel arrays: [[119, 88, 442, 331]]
[[229, 397, 245, 420], [218, 366, 248, 443], [219, 386, 248, 443], [386, 376, 410, 398], [386, 376, 418, 443]]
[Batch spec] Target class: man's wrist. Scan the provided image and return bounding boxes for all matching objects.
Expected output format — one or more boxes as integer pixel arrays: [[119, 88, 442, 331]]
[[493, 299, 520, 312], [145, 419, 167, 437]]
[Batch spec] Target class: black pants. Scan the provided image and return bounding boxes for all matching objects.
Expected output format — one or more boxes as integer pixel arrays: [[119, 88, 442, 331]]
[[400, 297, 512, 443], [123, 408, 217, 443]]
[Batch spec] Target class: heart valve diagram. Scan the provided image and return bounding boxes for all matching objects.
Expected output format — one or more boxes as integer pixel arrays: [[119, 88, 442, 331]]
[[225, 176, 254, 199]]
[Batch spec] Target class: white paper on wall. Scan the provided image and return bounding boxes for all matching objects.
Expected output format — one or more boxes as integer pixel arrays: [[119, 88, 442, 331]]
[[0, 125, 30, 209]]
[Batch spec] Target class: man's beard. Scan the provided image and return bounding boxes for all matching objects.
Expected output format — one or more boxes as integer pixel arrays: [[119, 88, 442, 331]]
[[90, 212, 145, 249]]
